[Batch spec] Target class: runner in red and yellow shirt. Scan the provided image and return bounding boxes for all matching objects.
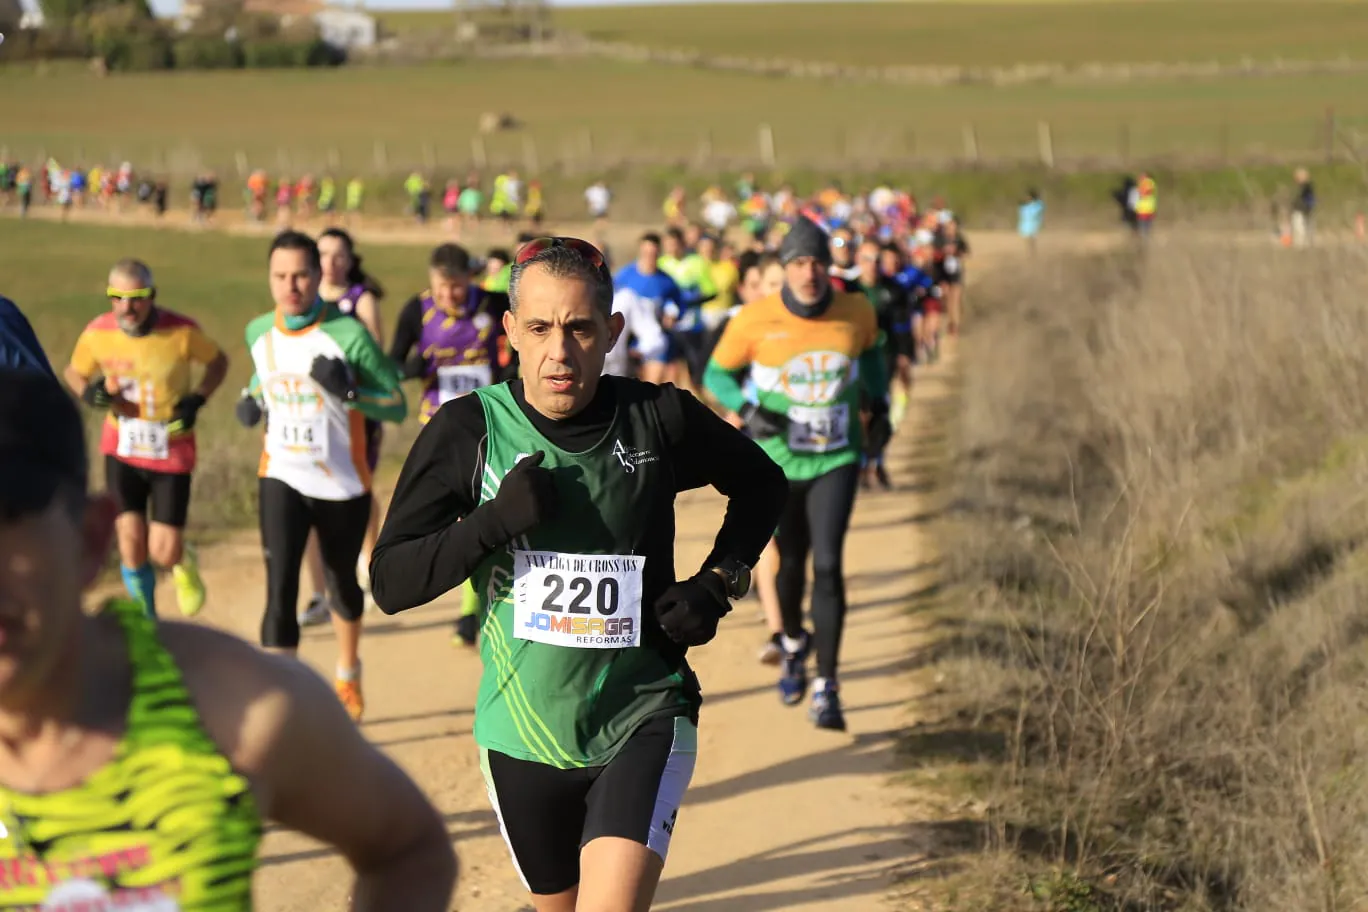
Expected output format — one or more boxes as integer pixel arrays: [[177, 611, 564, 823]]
[[64, 258, 229, 619]]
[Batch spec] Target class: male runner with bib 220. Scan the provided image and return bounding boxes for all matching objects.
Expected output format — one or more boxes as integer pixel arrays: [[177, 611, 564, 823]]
[[64, 259, 229, 619], [371, 237, 787, 912]]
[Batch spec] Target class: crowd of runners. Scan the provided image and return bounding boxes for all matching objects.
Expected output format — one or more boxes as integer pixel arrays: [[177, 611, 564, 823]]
[[0, 182, 970, 909]]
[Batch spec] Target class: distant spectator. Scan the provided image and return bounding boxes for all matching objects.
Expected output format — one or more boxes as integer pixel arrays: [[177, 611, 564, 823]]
[[1018, 188, 1045, 253], [1113, 175, 1138, 230], [1292, 167, 1316, 248], [0, 297, 56, 379]]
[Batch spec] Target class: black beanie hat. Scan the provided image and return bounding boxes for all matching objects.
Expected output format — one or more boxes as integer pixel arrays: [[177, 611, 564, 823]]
[[779, 216, 833, 266]]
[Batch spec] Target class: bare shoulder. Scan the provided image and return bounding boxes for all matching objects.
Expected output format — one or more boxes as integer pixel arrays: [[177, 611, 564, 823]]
[[156, 622, 324, 778]]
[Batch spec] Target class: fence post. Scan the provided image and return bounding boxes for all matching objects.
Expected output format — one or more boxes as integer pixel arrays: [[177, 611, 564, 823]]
[[471, 135, 488, 171], [522, 135, 539, 174], [372, 140, 388, 175], [1037, 120, 1055, 169], [696, 129, 713, 169], [234, 150, 248, 179], [962, 124, 979, 164], [759, 123, 776, 168], [1325, 106, 1337, 165]]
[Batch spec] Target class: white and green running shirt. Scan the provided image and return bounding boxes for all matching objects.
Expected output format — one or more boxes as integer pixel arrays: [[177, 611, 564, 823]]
[[245, 303, 406, 501]]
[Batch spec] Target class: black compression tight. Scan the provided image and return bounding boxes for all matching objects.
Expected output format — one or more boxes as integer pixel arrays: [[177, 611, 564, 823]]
[[774, 462, 860, 682]]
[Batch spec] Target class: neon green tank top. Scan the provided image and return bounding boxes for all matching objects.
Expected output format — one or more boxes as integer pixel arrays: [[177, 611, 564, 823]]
[[0, 599, 262, 909]]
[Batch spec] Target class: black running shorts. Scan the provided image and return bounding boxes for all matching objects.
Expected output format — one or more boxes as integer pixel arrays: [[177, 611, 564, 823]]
[[105, 455, 193, 528], [480, 714, 698, 896]]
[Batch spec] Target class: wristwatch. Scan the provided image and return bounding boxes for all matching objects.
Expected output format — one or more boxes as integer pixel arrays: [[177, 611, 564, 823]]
[[709, 558, 752, 600]]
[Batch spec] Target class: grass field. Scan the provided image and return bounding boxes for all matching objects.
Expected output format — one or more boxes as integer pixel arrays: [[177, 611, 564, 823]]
[[6, 62, 1366, 176], [3, 218, 427, 535], [380, 1, 1368, 69]]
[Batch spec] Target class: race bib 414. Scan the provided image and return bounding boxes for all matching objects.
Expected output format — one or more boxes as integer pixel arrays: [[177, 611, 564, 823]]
[[512, 551, 644, 649]]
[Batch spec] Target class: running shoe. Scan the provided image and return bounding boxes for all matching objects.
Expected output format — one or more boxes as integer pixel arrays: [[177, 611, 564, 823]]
[[876, 464, 893, 491], [809, 684, 847, 731], [453, 613, 479, 648], [298, 593, 331, 627], [778, 633, 810, 706], [335, 675, 364, 723], [172, 544, 207, 618], [758, 632, 783, 665]]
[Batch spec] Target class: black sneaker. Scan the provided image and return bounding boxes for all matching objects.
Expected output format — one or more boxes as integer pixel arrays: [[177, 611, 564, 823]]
[[809, 685, 847, 731]]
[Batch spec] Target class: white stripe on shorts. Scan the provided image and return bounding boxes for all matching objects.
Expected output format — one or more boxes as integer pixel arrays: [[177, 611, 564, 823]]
[[479, 747, 531, 892], [646, 716, 699, 862]]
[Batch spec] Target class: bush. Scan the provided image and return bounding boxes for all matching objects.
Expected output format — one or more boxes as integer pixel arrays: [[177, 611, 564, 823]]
[[172, 37, 244, 69], [932, 238, 1368, 909], [240, 37, 342, 69], [97, 34, 173, 71]]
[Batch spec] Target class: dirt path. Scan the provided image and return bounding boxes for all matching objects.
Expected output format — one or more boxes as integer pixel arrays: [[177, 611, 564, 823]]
[[96, 342, 957, 911], [50, 197, 1016, 909]]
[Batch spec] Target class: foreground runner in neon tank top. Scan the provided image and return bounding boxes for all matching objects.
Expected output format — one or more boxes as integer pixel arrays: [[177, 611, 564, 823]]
[[0, 368, 455, 911]]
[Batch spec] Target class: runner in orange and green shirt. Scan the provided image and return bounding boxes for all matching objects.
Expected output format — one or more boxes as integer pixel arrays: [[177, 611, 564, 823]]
[[704, 217, 891, 734]]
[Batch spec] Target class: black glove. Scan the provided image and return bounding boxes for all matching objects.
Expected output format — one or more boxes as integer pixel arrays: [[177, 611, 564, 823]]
[[654, 570, 732, 646], [740, 402, 789, 440], [401, 352, 427, 381], [865, 397, 893, 454], [168, 393, 207, 433], [310, 355, 356, 402], [81, 375, 113, 409], [235, 393, 263, 429], [487, 450, 558, 542]]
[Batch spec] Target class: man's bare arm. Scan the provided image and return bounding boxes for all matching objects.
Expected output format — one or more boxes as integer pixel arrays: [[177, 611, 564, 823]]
[[165, 624, 457, 910]]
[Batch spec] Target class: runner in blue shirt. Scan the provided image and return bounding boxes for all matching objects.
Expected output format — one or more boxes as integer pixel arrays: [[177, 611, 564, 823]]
[[612, 232, 684, 384]]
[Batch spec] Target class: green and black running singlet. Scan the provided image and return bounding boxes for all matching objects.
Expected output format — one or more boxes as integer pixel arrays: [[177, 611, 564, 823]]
[[0, 599, 262, 910], [468, 382, 697, 769]]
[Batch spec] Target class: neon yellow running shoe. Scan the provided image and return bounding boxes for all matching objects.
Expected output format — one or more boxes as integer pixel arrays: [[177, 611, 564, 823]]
[[172, 544, 207, 617]]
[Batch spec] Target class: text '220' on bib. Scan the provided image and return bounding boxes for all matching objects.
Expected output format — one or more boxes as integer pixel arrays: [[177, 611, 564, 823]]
[[512, 550, 645, 649]]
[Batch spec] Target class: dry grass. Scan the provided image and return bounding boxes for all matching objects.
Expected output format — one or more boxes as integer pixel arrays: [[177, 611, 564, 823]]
[[910, 236, 1368, 909]]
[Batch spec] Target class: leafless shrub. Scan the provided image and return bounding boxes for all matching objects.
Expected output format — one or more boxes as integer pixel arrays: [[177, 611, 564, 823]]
[[940, 236, 1368, 909]]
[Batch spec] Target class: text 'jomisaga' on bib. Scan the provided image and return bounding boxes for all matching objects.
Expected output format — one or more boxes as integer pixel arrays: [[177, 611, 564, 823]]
[[512, 550, 645, 649]]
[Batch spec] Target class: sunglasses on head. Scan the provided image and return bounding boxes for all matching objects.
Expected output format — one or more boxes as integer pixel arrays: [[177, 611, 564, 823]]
[[107, 286, 153, 301], [515, 236, 606, 269]]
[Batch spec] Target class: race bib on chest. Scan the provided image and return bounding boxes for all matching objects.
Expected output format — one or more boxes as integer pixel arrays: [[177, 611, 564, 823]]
[[512, 551, 644, 649], [43, 878, 181, 912], [116, 419, 170, 461], [436, 364, 492, 404], [266, 413, 329, 464], [944, 255, 961, 275], [787, 403, 850, 453]]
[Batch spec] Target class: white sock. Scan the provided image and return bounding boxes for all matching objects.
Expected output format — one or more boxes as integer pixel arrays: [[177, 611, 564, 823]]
[[336, 661, 361, 682], [814, 677, 837, 694], [781, 634, 806, 655]]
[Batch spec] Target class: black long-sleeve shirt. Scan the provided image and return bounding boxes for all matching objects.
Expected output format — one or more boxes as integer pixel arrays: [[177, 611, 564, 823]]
[[370, 377, 788, 613]]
